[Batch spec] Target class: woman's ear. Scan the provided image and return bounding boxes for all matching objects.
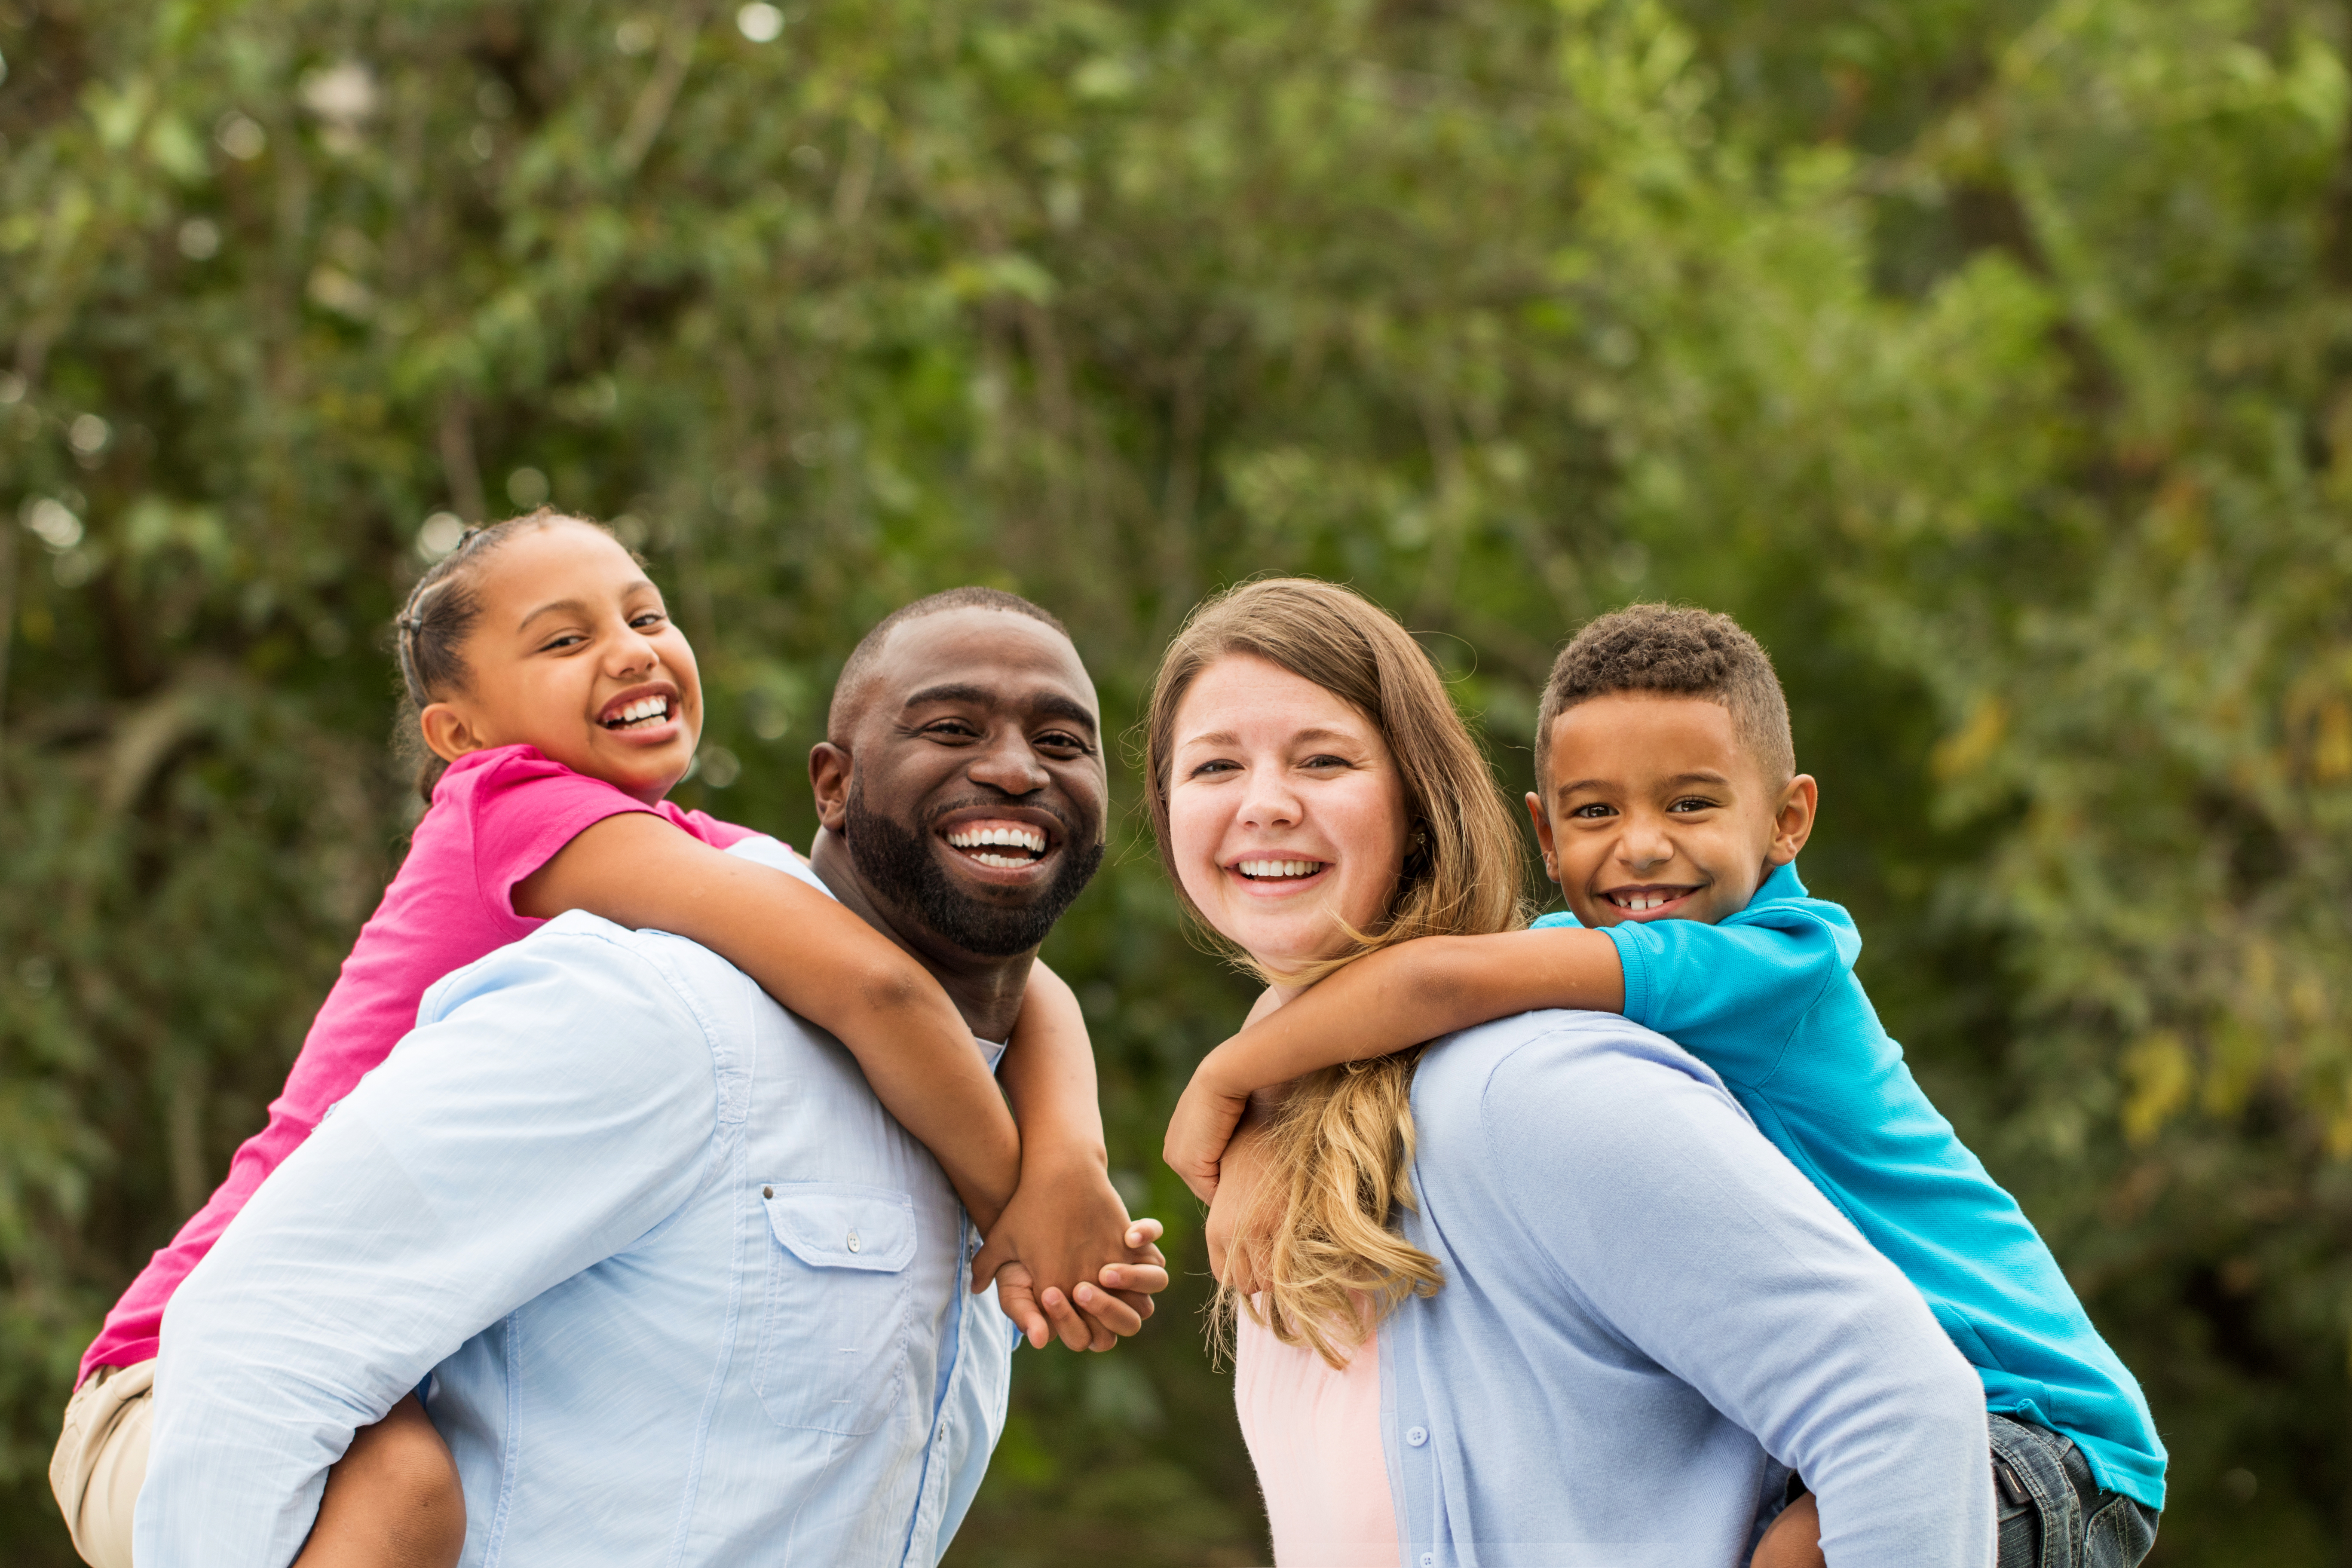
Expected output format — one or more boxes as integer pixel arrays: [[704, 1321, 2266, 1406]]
[[1766, 774, 1819, 866], [418, 701, 488, 765]]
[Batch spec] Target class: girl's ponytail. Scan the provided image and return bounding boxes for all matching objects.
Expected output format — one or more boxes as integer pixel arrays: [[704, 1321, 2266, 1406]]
[[390, 509, 557, 802]]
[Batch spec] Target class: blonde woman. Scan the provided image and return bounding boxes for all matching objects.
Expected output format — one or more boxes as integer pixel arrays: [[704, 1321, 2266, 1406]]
[[1145, 579, 1991, 1567]]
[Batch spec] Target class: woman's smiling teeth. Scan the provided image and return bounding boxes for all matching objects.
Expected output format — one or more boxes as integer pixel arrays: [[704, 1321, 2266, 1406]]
[[945, 824, 1048, 869], [1237, 859, 1325, 880], [604, 696, 670, 730]]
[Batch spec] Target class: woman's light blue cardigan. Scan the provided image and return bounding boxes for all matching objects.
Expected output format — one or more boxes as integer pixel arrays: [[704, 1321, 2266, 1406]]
[[1377, 1010, 1994, 1567]]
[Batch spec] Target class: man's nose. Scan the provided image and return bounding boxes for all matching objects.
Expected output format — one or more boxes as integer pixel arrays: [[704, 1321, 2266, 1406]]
[[966, 733, 1051, 797]]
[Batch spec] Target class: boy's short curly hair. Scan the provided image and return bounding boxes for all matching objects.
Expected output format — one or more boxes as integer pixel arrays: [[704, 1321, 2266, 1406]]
[[1534, 603, 1795, 788]]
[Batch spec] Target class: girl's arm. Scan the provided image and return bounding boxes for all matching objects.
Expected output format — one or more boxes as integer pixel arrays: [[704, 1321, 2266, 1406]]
[[516, 812, 1020, 1232], [977, 964, 1167, 1350], [1163, 927, 1624, 1200]]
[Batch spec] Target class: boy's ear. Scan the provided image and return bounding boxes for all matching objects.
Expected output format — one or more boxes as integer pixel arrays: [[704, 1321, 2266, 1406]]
[[1523, 790, 1562, 884], [808, 741, 853, 832], [417, 702, 489, 765], [1766, 774, 1819, 867]]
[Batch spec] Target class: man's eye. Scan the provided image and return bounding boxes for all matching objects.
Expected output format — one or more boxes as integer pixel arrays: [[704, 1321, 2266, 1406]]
[[924, 720, 980, 740], [1037, 731, 1093, 754]]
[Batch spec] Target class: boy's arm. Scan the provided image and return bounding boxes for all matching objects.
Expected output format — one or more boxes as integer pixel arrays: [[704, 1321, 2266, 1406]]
[[1163, 928, 1623, 1200], [977, 963, 1168, 1351], [517, 812, 1019, 1232]]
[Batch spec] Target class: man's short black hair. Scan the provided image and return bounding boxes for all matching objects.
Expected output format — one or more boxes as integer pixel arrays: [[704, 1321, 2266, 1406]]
[[827, 587, 1071, 743], [1534, 602, 1795, 788]]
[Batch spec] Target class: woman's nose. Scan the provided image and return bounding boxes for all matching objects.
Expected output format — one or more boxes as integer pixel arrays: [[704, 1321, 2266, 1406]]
[[1235, 772, 1303, 830]]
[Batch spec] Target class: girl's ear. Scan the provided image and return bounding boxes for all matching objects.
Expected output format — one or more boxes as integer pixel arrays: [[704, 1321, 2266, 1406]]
[[418, 701, 489, 764]]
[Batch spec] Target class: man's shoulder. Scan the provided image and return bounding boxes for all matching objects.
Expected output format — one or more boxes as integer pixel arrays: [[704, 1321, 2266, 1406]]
[[417, 909, 741, 1040]]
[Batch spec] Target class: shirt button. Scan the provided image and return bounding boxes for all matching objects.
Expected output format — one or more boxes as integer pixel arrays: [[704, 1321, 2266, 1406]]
[[1406, 1425, 1428, 1447], [847, 1231, 862, 1253], [1420, 1555, 1434, 1567], [761, 1185, 774, 1199]]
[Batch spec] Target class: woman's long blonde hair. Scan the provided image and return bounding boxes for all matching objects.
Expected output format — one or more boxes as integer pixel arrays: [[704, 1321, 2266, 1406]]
[[1143, 579, 1526, 1366]]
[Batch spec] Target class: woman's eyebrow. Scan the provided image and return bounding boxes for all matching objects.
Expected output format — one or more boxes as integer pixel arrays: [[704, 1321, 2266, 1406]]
[[1178, 726, 1358, 750]]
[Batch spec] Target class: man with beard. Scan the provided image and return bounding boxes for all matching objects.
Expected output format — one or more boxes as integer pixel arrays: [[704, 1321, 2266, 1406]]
[[135, 588, 1167, 1567]]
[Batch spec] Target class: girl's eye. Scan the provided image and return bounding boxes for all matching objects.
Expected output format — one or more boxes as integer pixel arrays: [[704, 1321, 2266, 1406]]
[[541, 633, 587, 652], [630, 612, 667, 630]]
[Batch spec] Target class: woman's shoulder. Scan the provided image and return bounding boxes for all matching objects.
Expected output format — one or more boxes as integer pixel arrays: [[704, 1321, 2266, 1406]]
[[1412, 1009, 1738, 1136]]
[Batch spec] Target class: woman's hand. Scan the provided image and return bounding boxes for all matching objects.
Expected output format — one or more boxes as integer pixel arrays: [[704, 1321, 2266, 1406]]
[[994, 1220, 1169, 1351]]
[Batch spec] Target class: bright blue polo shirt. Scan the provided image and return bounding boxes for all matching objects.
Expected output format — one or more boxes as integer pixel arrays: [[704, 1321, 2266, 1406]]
[[1533, 860, 2166, 1508]]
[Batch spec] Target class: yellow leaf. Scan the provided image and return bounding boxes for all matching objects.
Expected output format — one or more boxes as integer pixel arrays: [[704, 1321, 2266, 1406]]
[[2122, 1032, 2191, 1146], [1932, 695, 2009, 782]]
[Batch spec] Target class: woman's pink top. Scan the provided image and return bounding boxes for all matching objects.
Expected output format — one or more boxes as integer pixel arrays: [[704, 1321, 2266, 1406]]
[[1234, 1304, 1400, 1567], [79, 744, 761, 1383]]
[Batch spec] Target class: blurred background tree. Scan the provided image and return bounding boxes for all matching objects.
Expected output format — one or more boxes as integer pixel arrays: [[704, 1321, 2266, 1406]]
[[3, 0, 2349, 1561]]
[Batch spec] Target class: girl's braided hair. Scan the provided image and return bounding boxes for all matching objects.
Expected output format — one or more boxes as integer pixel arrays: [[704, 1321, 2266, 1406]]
[[392, 508, 599, 802]]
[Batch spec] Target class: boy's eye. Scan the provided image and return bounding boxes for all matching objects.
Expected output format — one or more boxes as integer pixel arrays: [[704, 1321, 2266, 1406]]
[[1667, 797, 1718, 814], [1568, 802, 1614, 819]]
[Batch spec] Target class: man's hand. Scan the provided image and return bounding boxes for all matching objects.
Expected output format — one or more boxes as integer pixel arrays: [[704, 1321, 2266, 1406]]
[[1164, 1059, 1250, 1206], [994, 1220, 1169, 1351]]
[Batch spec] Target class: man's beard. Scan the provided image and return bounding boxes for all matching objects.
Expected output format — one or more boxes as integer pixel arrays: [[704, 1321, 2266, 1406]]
[[842, 784, 1106, 957]]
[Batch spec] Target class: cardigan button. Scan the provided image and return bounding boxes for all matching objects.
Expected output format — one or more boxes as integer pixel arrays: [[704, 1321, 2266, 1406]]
[[1420, 1555, 1434, 1568], [1405, 1425, 1429, 1448]]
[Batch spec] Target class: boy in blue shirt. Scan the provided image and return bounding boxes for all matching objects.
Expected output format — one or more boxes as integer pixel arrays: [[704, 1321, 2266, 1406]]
[[1163, 603, 2162, 1567]]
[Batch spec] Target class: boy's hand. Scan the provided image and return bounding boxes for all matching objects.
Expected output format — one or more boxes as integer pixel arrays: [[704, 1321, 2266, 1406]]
[[969, 1158, 1158, 1337], [993, 1220, 1169, 1350], [1164, 1057, 1251, 1205]]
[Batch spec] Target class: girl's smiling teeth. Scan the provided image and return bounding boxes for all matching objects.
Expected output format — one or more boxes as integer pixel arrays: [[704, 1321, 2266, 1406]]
[[1236, 858, 1327, 881], [603, 696, 672, 730], [944, 823, 1049, 869]]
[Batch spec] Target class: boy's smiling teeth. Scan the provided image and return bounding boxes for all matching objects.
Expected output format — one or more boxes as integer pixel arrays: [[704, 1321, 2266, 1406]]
[[944, 824, 1048, 869], [605, 696, 670, 729], [1609, 889, 1684, 911], [1238, 859, 1325, 879]]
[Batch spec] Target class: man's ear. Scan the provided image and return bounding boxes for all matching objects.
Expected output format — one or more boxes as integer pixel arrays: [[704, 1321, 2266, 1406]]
[[417, 702, 489, 765], [1523, 790, 1562, 885], [808, 741, 853, 832], [1766, 774, 1819, 867]]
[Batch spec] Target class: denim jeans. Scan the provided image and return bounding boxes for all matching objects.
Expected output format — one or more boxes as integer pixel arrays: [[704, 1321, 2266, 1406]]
[[1989, 1413, 2160, 1568]]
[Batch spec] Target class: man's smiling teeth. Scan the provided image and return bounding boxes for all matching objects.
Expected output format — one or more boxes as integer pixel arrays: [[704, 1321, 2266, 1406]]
[[606, 697, 669, 729], [1237, 859, 1323, 879], [1610, 891, 1680, 911], [945, 825, 1047, 868]]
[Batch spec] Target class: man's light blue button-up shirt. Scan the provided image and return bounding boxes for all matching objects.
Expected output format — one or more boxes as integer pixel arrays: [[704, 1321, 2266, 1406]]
[[136, 839, 1016, 1568]]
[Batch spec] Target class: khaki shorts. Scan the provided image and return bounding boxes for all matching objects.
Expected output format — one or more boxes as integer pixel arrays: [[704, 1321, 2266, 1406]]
[[49, 1360, 154, 1568]]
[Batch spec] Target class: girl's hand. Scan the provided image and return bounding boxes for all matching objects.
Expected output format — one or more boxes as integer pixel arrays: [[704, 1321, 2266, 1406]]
[[993, 1221, 1169, 1350], [1163, 1059, 1251, 1204], [1203, 1122, 1274, 1296], [969, 1161, 1157, 1334]]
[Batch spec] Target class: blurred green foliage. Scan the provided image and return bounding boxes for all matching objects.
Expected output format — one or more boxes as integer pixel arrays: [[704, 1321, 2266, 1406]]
[[3, 0, 2350, 1561]]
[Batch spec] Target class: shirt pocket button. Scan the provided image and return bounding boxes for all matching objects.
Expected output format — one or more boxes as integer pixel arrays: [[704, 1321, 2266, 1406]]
[[1406, 1425, 1429, 1447]]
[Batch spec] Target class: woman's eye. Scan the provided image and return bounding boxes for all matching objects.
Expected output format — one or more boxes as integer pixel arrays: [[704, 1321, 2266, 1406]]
[[1301, 754, 1351, 770], [1188, 759, 1240, 778]]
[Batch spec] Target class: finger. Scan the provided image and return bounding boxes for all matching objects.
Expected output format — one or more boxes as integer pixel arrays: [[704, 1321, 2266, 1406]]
[[1124, 1217, 1165, 1251], [1040, 1287, 1094, 1354], [1072, 1282, 1143, 1338], [995, 1285, 1051, 1349], [969, 1234, 1014, 1293], [1099, 1263, 1171, 1296]]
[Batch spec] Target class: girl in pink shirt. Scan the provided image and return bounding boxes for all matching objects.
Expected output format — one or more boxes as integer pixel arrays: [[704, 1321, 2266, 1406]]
[[58, 512, 1161, 1568]]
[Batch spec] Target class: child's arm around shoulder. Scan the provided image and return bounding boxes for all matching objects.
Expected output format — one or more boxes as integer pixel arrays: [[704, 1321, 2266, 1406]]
[[514, 810, 1020, 1233], [1161, 926, 1624, 1201]]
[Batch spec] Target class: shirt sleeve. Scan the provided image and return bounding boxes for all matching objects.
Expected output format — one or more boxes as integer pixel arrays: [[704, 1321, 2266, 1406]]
[[134, 922, 724, 1568], [1477, 1031, 1993, 1568], [463, 747, 662, 937], [1601, 905, 1859, 1088]]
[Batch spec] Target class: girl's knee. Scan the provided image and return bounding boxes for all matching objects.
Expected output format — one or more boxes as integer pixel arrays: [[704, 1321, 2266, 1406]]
[[299, 1396, 464, 1568]]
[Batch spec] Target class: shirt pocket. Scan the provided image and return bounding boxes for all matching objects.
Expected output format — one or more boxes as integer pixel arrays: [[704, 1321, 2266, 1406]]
[[751, 1181, 919, 1436]]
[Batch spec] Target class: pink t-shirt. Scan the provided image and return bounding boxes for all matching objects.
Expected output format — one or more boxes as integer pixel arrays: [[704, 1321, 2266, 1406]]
[[1234, 1304, 1399, 1567], [80, 744, 763, 1382]]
